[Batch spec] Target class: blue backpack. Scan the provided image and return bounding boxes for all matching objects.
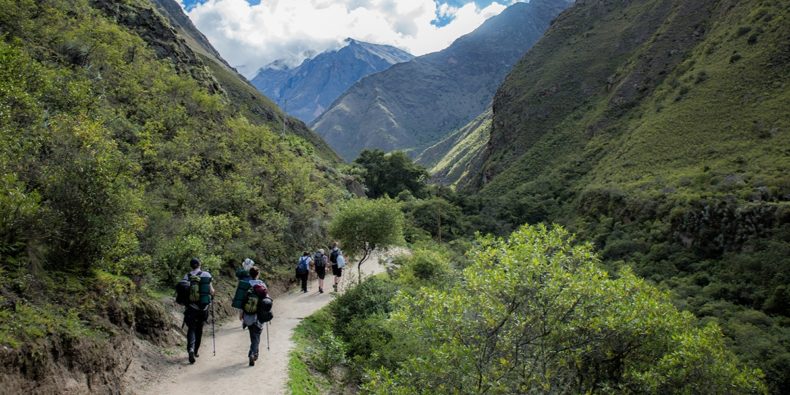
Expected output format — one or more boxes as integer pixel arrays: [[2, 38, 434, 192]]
[[296, 256, 310, 273]]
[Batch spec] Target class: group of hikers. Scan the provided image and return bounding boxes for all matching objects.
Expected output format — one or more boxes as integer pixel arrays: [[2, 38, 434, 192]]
[[295, 242, 346, 294], [175, 243, 346, 366]]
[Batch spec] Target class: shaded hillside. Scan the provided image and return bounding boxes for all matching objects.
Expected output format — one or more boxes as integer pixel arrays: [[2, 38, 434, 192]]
[[459, 0, 789, 391], [312, 0, 572, 161], [147, 0, 340, 162], [252, 39, 413, 123], [0, 0, 344, 392]]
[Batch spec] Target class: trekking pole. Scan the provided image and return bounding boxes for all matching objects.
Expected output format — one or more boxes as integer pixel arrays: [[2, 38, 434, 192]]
[[211, 300, 216, 356], [266, 322, 270, 351]]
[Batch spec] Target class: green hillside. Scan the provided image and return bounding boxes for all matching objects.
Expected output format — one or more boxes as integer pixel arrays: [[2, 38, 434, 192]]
[[419, 108, 491, 188], [0, 0, 342, 391], [456, 0, 789, 391]]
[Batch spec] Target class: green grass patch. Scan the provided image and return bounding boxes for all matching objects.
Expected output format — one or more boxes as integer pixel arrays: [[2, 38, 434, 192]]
[[287, 309, 335, 394]]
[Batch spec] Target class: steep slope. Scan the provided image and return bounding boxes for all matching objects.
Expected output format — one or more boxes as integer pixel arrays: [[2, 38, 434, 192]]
[[419, 108, 491, 188], [462, 0, 789, 391], [147, 0, 340, 162], [0, 0, 344, 392], [252, 39, 414, 123], [312, 0, 572, 161]]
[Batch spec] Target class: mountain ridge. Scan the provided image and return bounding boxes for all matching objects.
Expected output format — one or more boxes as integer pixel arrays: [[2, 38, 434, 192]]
[[252, 38, 414, 123], [311, 0, 573, 162]]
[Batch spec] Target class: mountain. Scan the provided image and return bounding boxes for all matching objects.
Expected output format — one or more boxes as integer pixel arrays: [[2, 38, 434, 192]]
[[0, 0, 345, 392], [448, 0, 788, 390], [147, 0, 340, 161], [251, 39, 414, 123], [311, 0, 573, 162]]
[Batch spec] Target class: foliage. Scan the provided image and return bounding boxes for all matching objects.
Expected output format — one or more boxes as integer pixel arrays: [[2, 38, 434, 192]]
[[0, 0, 342, 352], [401, 197, 467, 242], [365, 225, 766, 394], [426, 0, 790, 390], [305, 330, 348, 374], [329, 276, 399, 344], [329, 198, 404, 281], [354, 149, 428, 199], [391, 247, 455, 290]]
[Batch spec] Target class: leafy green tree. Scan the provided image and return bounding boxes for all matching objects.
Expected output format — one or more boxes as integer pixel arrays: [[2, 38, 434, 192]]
[[329, 198, 404, 283], [354, 149, 428, 199], [403, 197, 466, 242], [365, 224, 766, 394]]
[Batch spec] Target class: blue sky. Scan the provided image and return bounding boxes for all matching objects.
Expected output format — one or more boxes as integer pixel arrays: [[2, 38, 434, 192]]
[[180, 0, 524, 76]]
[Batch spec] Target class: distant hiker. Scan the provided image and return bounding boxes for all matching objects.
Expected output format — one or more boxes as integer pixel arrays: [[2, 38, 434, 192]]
[[232, 258, 256, 309], [236, 257, 255, 280], [239, 266, 272, 366], [313, 249, 327, 293], [296, 252, 311, 293], [181, 258, 214, 364], [330, 243, 342, 292]]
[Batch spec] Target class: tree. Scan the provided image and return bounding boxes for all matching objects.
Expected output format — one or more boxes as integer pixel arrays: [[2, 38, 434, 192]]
[[329, 198, 404, 283], [354, 149, 428, 199], [404, 197, 466, 242], [365, 224, 766, 394]]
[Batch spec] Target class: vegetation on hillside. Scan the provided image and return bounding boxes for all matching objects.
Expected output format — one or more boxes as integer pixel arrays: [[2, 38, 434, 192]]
[[0, 0, 343, 390], [419, 0, 789, 390], [291, 225, 766, 394]]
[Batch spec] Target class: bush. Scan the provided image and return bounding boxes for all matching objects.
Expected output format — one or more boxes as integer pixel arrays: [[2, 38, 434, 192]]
[[366, 225, 766, 394], [305, 330, 347, 374]]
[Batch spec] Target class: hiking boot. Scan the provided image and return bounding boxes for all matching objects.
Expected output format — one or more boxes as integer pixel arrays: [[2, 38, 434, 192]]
[[188, 351, 196, 364], [333, 284, 338, 292], [319, 287, 323, 294], [249, 356, 255, 366], [194, 351, 199, 358], [254, 353, 259, 361]]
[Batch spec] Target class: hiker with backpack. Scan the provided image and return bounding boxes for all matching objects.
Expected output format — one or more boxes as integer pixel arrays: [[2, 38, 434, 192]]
[[313, 249, 327, 293], [232, 258, 256, 310], [177, 258, 215, 364], [329, 243, 343, 292], [296, 252, 311, 293], [239, 266, 273, 366]]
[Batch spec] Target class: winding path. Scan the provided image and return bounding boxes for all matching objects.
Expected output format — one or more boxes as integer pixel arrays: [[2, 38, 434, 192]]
[[139, 252, 393, 395]]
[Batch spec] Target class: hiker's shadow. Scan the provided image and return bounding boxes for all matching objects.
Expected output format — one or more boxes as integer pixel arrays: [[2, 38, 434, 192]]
[[207, 361, 250, 376]]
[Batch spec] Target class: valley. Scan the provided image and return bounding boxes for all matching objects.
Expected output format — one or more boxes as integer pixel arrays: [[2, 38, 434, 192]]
[[0, 0, 787, 393]]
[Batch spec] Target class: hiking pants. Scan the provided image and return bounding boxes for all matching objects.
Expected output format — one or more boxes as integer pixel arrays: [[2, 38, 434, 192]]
[[185, 308, 207, 353], [248, 324, 263, 358], [297, 270, 308, 292]]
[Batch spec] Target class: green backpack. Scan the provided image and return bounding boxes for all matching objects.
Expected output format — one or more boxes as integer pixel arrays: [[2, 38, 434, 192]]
[[243, 288, 260, 314], [189, 273, 202, 303]]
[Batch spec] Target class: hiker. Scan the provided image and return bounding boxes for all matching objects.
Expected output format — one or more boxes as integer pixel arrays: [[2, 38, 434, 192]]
[[232, 258, 256, 310], [330, 243, 342, 292], [239, 266, 269, 366], [237, 257, 254, 281], [182, 258, 214, 364], [313, 249, 327, 293], [296, 252, 311, 293]]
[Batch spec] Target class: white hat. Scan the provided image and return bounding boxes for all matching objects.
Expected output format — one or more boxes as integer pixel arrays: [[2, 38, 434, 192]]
[[243, 258, 255, 271]]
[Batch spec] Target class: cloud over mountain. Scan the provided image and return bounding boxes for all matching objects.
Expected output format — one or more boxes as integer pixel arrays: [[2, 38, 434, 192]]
[[183, 0, 516, 77]]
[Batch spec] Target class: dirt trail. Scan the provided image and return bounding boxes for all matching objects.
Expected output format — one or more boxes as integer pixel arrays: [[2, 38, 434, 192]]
[[138, 250, 397, 395]]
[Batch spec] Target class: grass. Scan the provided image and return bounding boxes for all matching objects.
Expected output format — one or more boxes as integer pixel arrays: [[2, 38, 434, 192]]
[[287, 309, 335, 394]]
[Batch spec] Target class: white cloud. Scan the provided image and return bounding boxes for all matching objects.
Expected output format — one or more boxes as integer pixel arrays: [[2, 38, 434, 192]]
[[185, 0, 517, 77]]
